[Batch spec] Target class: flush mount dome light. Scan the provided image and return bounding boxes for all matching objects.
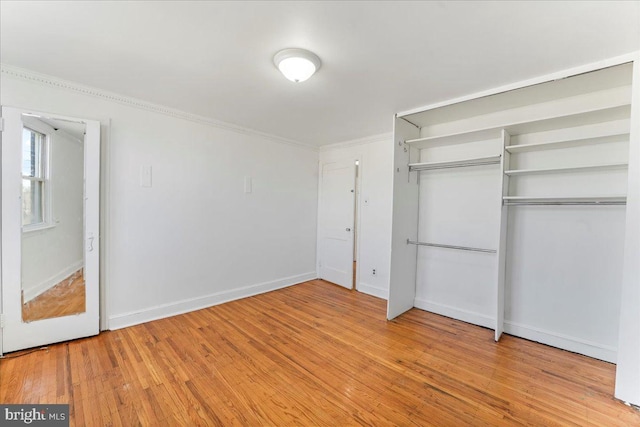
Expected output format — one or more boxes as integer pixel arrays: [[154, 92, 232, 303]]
[[274, 48, 321, 82]]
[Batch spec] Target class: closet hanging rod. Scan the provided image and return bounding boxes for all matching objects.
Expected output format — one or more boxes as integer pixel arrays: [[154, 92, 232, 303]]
[[408, 155, 501, 172], [407, 239, 497, 254], [504, 200, 626, 206]]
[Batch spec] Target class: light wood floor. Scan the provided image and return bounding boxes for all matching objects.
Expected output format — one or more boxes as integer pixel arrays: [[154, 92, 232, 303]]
[[22, 270, 85, 322], [2, 279, 639, 426]]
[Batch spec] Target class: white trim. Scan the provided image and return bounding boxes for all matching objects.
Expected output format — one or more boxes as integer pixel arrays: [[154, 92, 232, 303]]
[[412, 298, 617, 363], [354, 155, 362, 291], [398, 51, 640, 118], [413, 297, 495, 329], [319, 132, 392, 152], [315, 159, 323, 276], [1, 64, 318, 152], [503, 320, 617, 364], [100, 119, 112, 331], [107, 271, 317, 330], [357, 282, 388, 300], [23, 260, 83, 303]]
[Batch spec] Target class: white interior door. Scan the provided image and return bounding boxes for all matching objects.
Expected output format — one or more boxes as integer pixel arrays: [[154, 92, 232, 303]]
[[1, 106, 100, 354], [318, 160, 355, 289]]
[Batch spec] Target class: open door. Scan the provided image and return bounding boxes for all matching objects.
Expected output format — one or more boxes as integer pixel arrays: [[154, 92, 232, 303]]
[[387, 117, 420, 320], [1, 107, 100, 354], [318, 160, 355, 289]]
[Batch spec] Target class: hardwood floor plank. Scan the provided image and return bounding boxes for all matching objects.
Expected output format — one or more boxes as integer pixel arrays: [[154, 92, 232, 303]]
[[2, 279, 639, 425]]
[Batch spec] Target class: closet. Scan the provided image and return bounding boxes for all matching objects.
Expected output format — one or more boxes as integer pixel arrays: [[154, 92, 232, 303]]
[[388, 56, 640, 398]]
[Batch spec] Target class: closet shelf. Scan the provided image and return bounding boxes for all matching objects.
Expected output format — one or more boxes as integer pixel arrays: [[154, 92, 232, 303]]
[[409, 155, 501, 171], [503, 195, 627, 206], [404, 103, 630, 149], [504, 163, 628, 176], [505, 132, 629, 153], [405, 128, 501, 149]]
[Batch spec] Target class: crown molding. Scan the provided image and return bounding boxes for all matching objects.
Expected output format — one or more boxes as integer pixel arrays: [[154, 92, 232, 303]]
[[1, 64, 319, 152], [319, 131, 392, 152]]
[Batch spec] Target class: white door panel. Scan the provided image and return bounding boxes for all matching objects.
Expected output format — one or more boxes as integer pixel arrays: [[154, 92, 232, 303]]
[[318, 160, 355, 289], [1, 107, 100, 354], [387, 118, 420, 319]]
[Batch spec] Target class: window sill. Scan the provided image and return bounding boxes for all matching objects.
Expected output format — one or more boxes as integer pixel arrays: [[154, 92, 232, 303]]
[[22, 222, 57, 234]]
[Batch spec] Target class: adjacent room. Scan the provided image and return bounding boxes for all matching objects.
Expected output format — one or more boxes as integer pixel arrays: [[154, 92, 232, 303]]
[[1, 1, 640, 425]]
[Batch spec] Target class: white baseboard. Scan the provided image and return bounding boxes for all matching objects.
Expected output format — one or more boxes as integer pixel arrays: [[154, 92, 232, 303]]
[[413, 298, 494, 329], [108, 271, 317, 330], [357, 282, 388, 300], [410, 298, 616, 363], [23, 261, 83, 303], [503, 320, 617, 363]]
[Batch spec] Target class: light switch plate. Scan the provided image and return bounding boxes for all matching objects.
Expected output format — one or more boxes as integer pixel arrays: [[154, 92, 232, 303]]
[[140, 165, 152, 187]]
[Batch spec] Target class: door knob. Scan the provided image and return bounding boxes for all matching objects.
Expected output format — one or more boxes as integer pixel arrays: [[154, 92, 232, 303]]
[[346, 228, 351, 232]]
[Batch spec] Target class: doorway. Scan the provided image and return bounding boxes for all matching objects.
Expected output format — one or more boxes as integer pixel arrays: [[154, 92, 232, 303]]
[[317, 157, 359, 290]]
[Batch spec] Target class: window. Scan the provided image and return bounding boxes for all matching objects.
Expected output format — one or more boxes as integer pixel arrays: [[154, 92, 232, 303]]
[[22, 127, 50, 228]]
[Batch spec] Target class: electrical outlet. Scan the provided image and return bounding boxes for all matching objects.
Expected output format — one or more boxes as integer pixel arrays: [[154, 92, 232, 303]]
[[372, 269, 376, 276]]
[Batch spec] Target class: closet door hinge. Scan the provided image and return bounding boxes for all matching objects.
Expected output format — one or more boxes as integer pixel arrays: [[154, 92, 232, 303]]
[[0, 313, 5, 328]]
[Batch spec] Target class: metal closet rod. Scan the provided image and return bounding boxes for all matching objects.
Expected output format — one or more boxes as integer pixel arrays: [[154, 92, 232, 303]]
[[407, 239, 497, 254], [409, 156, 502, 172], [504, 200, 626, 206], [409, 160, 501, 171]]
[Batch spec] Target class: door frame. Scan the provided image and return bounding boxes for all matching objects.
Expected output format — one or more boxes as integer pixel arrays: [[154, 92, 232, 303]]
[[353, 157, 362, 292]]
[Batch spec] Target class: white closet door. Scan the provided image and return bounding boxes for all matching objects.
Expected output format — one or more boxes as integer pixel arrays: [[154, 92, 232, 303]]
[[1, 107, 100, 354], [387, 118, 420, 320]]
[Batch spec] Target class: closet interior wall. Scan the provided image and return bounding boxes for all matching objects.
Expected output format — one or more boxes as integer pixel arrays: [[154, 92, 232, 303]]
[[388, 61, 636, 369]]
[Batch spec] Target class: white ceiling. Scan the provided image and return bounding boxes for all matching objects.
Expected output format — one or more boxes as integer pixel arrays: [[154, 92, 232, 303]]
[[38, 117, 86, 142], [1, 1, 639, 147]]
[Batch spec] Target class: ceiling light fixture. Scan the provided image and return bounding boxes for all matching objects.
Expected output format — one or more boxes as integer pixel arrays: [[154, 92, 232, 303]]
[[273, 48, 321, 83]]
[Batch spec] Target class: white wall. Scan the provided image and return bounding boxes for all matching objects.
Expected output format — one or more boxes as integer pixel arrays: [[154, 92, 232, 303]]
[[21, 118, 84, 302], [415, 138, 503, 327], [319, 134, 393, 299], [1, 67, 319, 329]]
